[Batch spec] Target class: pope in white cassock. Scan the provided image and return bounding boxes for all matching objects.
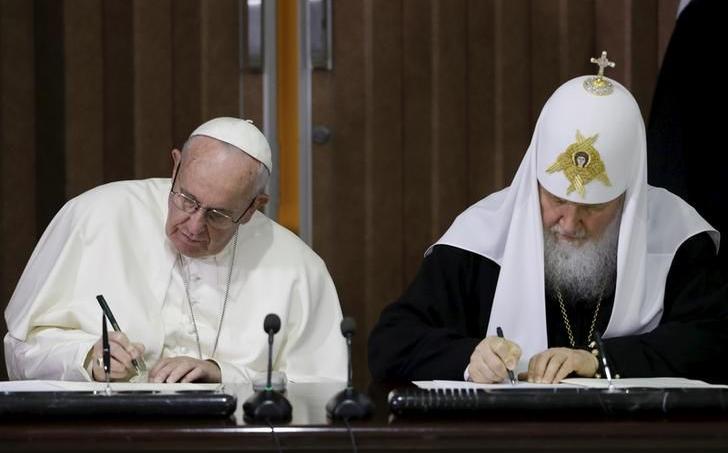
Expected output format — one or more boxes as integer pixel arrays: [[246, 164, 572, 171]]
[[4, 118, 347, 383]]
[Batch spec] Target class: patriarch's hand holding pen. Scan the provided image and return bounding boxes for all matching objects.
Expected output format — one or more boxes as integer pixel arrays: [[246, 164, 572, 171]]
[[91, 332, 145, 381], [467, 335, 521, 383]]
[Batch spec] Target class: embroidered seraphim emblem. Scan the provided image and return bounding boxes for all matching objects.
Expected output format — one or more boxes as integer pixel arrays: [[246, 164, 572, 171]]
[[545, 130, 611, 198]]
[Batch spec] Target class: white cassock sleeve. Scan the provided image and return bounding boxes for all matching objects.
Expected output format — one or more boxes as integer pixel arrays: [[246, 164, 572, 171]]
[[4, 201, 99, 381], [271, 255, 346, 383], [4, 180, 171, 381]]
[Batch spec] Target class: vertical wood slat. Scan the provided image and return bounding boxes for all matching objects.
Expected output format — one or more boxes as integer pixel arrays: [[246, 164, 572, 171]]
[[432, 0, 468, 236], [467, 0, 496, 200], [530, 1, 563, 121], [362, 0, 404, 388], [34, 0, 66, 230], [240, 1, 264, 126], [311, 73, 334, 268], [0, 0, 36, 382], [594, 0, 661, 117], [531, 1, 596, 131], [103, 0, 135, 182], [401, 0, 433, 281], [595, 0, 629, 84], [134, 0, 173, 178], [311, 0, 337, 318], [563, 2, 596, 83], [324, 0, 368, 387], [64, 0, 103, 198], [172, 0, 202, 149], [629, 0, 658, 119], [201, 0, 239, 120], [656, 0, 678, 66], [496, 0, 531, 180]]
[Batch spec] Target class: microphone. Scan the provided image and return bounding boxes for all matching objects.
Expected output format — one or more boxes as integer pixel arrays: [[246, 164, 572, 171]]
[[326, 317, 374, 420], [243, 313, 292, 423], [263, 314, 280, 390]]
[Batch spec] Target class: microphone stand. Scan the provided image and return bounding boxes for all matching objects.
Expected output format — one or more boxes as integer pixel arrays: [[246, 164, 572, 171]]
[[243, 318, 292, 423], [326, 329, 374, 420]]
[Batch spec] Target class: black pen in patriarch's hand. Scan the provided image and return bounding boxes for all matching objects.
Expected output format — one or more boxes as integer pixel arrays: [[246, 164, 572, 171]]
[[594, 333, 614, 390], [95, 294, 145, 374], [496, 326, 517, 385]]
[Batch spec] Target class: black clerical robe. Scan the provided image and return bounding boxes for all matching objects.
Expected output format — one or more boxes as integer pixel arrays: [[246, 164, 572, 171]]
[[647, 0, 728, 267], [368, 232, 728, 383]]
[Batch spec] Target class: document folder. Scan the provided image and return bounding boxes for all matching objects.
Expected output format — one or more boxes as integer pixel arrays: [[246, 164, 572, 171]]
[[0, 390, 237, 418], [388, 387, 728, 416]]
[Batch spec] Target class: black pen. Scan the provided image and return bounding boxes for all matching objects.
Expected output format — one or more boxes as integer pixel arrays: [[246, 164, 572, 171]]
[[95, 295, 145, 373], [102, 314, 111, 375], [594, 333, 614, 390], [102, 314, 112, 394], [496, 326, 517, 385]]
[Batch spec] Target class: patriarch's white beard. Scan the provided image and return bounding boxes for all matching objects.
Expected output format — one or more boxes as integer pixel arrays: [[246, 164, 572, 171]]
[[543, 213, 620, 304]]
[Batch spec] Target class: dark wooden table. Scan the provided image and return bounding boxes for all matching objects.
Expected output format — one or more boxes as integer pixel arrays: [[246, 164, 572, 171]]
[[2, 382, 728, 452]]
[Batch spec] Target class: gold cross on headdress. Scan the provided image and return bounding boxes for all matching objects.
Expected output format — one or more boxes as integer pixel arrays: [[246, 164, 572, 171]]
[[590, 51, 615, 78], [583, 50, 616, 96]]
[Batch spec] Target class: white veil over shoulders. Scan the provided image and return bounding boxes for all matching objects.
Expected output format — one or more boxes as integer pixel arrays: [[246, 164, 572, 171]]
[[430, 75, 717, 372]]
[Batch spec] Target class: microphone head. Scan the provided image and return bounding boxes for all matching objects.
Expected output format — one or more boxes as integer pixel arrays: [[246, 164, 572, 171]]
[[264, 314, 281, 334], [340, 317, 356, 337]]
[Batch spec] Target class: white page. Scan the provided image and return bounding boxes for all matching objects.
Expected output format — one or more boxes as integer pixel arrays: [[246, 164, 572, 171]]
[[0, 380, 223, 392], [414, 380, 580, 390], [562, 377, 728, 389], [413, 377, 728, 390]]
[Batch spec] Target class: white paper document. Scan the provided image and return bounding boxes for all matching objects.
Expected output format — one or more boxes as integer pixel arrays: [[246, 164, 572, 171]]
[[413, 380, 579, 390], [562, 377, 728, 389], [0, 380, 223, 392], [414, 377, 728, 390]]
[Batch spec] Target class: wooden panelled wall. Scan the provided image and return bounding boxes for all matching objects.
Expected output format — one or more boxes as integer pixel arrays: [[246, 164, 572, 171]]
[[0, 0, 240, 379], [312, 0, 679, 387], [0, 0, 678, 384]]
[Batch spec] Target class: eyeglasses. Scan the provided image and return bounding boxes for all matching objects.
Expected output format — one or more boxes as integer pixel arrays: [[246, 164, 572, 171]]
[[169, 162, 256, 229]]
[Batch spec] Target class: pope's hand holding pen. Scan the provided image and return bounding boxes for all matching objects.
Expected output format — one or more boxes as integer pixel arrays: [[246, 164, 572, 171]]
[[91, 332, 145, 381]]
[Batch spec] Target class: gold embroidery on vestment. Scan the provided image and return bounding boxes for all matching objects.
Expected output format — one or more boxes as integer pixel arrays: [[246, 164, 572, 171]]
[[545, 130, 611, 198]]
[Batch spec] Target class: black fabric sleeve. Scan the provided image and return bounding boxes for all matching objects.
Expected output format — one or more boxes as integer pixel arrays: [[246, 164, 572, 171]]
[[367, 245, 500, 381], [603, 233, 728, 383]]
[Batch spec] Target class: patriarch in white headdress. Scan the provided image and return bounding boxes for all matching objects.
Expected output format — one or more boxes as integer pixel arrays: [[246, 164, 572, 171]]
[[434, 52, 717, 372]]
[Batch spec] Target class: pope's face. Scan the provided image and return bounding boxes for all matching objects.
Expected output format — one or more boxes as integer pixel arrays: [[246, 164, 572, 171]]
[[539, 185, 623, 246], [165, 137, 263, 258]]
